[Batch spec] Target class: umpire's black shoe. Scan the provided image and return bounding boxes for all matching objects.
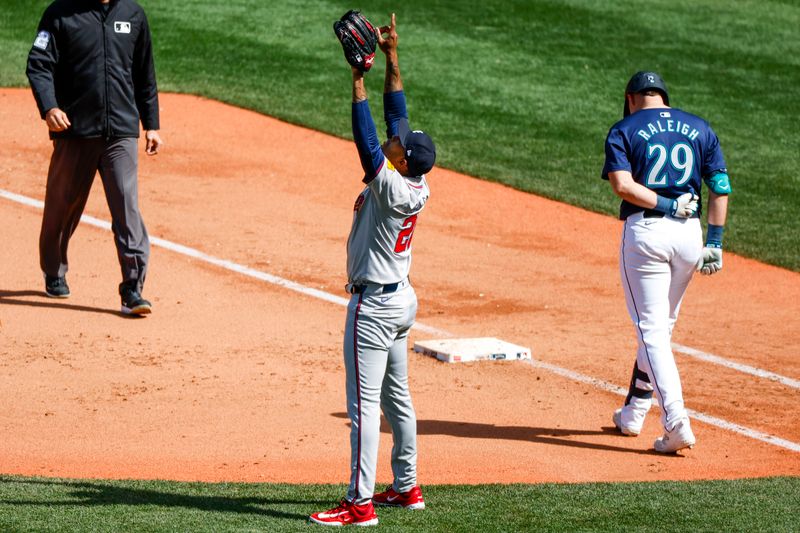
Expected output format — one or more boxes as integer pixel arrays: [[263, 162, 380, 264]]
[[44, 275, 70, 298], [119, 282, 152, 315]]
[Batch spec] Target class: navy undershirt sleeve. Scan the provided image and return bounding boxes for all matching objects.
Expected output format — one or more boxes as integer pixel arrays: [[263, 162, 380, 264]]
[[352, 100, 384, 182], [383, 90, 408, 139]]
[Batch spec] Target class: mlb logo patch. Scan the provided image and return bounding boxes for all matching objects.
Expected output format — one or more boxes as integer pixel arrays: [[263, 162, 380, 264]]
[[114, 21, 131, 34], [33, 31, 50, 50]]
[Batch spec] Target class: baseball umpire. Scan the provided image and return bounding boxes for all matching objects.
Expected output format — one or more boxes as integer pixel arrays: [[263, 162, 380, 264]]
[[310, 12, 435, 527], [26, 0, 162, 315], [602, 71, 730, 453]]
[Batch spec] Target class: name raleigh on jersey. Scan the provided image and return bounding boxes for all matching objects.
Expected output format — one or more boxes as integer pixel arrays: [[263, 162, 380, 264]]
[[636, 112, 700, 141]]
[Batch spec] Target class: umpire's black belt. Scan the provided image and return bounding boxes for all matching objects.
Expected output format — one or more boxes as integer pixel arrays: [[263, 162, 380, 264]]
[[346, 278, 408, 295]]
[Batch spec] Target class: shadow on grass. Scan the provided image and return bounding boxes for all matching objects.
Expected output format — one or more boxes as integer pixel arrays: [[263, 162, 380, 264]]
[[0, 477, 322, 521], [332, 413, 665, 456]]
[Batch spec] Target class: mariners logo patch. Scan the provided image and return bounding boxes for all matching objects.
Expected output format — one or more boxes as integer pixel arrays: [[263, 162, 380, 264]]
[[114, 21, 131, 34], [33, 31, 50, 50]]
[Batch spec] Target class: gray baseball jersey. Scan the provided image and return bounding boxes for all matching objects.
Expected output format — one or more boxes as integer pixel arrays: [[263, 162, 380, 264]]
[[347, 159, 429, 285]]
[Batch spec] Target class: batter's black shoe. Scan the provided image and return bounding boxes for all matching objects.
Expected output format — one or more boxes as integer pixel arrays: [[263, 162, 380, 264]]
[[119, 282, 152, 315], [44, 275, 70, 298]]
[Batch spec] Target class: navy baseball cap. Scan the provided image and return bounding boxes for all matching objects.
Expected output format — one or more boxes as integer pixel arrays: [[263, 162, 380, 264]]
[[623, 71, 669, 117], [397, 118, 436, 176]]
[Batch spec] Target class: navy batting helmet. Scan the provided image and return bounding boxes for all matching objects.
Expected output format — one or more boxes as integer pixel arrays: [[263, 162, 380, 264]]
[[623, 71, 669, 117]]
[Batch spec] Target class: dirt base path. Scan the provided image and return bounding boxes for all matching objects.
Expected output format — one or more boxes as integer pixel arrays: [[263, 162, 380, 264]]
[[1, 89, 798, 484]]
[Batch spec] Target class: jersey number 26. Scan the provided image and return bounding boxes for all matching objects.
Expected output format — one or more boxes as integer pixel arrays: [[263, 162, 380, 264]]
[[394, 215, 418, 253]]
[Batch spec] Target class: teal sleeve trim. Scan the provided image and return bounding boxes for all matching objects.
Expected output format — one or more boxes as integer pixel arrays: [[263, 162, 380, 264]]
[[704, 172, 732, 195], [706, 224, 724, 248]]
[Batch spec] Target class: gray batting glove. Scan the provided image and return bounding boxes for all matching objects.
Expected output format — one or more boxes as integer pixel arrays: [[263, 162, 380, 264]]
[[696, 246, 723, 275], [670, 193, 699, 218]]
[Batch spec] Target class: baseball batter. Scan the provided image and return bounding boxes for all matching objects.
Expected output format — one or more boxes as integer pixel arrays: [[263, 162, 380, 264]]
[[311, 14, 435, 527], [602, 71, 730, 453]]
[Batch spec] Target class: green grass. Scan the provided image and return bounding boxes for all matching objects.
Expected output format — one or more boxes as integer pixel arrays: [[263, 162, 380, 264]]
[[1, 4, 797, 528], [0, 475, 798, 532], [1, 0, 798, 269]]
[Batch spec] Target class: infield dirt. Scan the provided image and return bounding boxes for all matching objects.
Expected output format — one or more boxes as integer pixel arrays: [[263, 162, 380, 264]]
[[1, 89, 799, 484]]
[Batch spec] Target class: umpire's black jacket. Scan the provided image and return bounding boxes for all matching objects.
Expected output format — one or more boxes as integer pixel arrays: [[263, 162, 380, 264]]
[[26, 0, 159, 139]]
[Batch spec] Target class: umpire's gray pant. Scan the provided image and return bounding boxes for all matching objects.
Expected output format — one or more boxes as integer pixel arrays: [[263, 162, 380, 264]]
[[40, 137, 149, 291]]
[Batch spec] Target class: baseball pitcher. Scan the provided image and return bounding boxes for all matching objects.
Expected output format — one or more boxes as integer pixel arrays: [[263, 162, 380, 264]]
[[602, 71, 730, 453], [311, 12, 435, 527]]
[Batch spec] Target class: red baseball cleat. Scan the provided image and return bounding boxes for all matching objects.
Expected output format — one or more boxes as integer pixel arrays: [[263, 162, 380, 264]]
[[372, 485, 425, 510], [309, 499, 379, 527]]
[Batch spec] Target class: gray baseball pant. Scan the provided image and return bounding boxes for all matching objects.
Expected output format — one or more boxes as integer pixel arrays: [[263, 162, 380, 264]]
[[40, 137, 149, 291], [344, 283, 419, 504]]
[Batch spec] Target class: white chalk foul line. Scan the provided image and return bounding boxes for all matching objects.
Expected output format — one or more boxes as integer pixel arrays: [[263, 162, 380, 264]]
[[2, 187, 798, 453], [1, 189, 44, 209], [673, 342, 800, 390], [525, 359, 800, 453], [0, 188, 453, 337], [155, 234, 453, 337]]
